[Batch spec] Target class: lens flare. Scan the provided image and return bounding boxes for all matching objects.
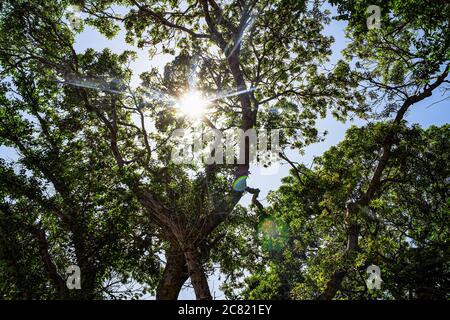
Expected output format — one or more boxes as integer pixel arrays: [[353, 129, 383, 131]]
[[258, 216, 289, 253], [232, 175, 248, 192]]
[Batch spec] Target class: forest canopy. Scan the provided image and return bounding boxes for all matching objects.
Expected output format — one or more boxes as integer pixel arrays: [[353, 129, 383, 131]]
[[0, 0, 448, 300]]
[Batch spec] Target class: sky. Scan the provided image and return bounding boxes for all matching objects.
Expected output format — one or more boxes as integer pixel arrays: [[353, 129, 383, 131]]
[[1, 3, 449, 300]]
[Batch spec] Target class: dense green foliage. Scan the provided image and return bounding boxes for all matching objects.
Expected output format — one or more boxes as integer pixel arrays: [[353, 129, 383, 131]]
[[239, 124, 450, 299], [0, 0, 448, 300]]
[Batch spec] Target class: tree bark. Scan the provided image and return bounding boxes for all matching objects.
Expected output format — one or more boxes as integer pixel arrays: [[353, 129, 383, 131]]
[[32, 226, 68, 299], [184, 248, 212, 300], [156, 247, 189, 300], [318, 270, 347, 300]]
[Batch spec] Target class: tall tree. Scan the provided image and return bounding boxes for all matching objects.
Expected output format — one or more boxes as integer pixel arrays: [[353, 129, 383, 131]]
[[44, 0, 359, 299], [238, 123, 449, 300], [0, 2, 160, 298], [316, 0, 449, 299], [235, 0, 449, 300]]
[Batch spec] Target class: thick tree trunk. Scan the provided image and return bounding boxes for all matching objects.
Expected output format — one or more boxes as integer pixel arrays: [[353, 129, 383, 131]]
[[184, 248, 212, 300], [156, 247, 189, 300]]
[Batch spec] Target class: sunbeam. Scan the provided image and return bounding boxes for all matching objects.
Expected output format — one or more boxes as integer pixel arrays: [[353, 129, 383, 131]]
[[175, 90, 210, 118]]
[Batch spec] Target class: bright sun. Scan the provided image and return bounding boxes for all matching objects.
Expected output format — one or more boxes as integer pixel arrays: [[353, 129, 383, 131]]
[[175, 90, 209, 118]]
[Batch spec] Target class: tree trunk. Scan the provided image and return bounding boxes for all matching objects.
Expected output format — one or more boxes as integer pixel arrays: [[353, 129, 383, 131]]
[[32, 226, 68, 299], [318, 270, 347, 300], [156, 247, 189, 300], [318, 206, 360, 300], [184, 248, 212, 300]]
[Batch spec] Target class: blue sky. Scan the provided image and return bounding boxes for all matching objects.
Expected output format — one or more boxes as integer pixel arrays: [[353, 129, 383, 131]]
[[1, 4, 449, 299]]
